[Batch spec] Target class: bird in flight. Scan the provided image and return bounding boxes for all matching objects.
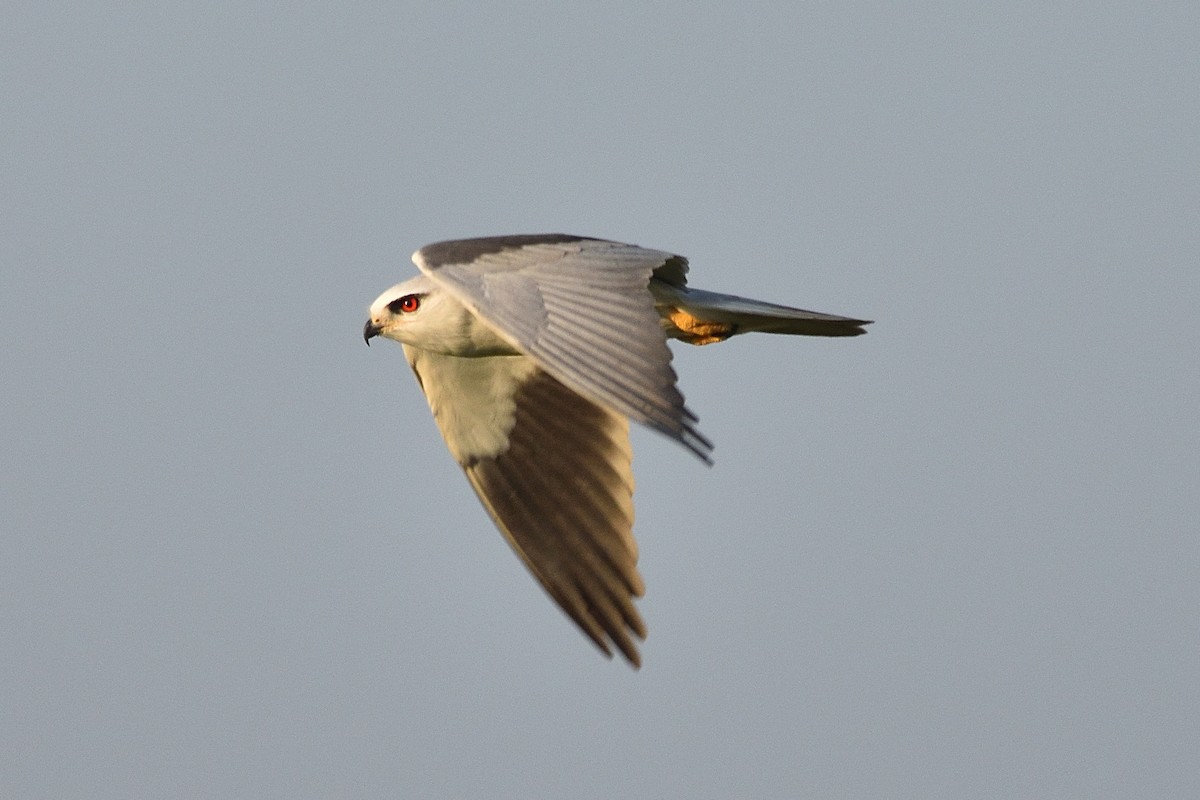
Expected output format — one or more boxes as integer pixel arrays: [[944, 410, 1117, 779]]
[[363, 234, 870, 667]]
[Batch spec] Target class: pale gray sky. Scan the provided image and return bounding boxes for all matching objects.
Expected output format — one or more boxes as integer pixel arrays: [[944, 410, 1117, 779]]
[[3, 4, 1197, 798]]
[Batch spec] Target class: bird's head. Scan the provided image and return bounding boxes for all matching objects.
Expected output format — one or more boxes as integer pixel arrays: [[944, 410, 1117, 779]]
[[363, 274, 518, 356]]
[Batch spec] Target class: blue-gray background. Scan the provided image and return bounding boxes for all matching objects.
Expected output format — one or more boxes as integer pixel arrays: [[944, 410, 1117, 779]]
[[3, 4, 1197, 798]]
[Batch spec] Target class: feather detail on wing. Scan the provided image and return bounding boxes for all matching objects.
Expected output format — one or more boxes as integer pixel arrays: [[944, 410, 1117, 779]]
[[405, 346, 647, 666], [413, 236, 712, 463]]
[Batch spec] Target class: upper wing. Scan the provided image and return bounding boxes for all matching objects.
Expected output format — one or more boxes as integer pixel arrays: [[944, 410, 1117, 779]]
[[404, 344, 647, 666], [413, 235, 712, 462]]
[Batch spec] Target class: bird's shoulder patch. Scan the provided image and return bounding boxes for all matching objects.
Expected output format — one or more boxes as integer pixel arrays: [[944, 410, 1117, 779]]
[[417, 234, 599, 268]]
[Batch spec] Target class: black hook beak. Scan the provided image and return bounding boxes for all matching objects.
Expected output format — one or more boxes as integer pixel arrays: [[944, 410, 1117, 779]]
[[363, 320, 381, 345]]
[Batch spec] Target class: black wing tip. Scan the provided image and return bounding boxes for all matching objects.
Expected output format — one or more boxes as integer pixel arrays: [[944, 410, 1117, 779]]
[[644, 413, 714, 465], [572, 613, 644, 669], [684, 432, 715, 466], [680, 410, 715, 465], [609, 633, 645, 670]]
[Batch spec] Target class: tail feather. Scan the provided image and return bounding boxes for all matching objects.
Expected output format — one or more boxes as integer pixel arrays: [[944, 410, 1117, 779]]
[[655, 284, 871, 344]]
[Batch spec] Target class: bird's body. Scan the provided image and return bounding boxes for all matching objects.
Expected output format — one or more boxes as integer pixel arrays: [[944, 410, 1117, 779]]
[[364, 234, 869, 666]]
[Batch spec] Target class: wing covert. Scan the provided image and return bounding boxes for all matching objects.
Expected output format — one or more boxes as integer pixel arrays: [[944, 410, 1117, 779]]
[[413, 235, 712, 462]]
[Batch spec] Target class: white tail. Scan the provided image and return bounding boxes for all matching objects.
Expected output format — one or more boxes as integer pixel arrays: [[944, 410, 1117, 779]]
[[652, 283, 871, 345]]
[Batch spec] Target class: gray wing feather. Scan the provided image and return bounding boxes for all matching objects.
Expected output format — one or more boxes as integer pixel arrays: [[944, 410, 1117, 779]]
[[414, 237, 712, 461]]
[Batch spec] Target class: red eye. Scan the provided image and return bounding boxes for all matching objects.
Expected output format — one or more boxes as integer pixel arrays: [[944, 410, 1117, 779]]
[[389, 294, 421, 314]]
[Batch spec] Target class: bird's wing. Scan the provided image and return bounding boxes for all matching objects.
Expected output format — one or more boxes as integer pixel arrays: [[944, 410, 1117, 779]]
[[413, 235, 711, 462], [404, 344, 647, 666]]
